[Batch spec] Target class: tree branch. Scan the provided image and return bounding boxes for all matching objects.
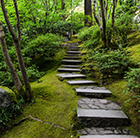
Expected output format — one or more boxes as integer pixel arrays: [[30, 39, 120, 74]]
[[29, 115, 66, 130], [112, 0, 116, 28], [108, 2, 113, 20], [13, 0, 21, 42], [93, 0, 102, 30], [0, 0, 17, 40]]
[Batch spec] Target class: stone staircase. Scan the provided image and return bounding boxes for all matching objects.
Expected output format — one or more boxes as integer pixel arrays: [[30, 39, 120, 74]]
[[56, 42, 139, 138]]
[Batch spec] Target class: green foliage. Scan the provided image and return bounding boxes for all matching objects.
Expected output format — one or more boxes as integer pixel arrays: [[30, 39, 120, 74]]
[[0, 97, 24, 130], [107, 13, 134, 49], [78, 26, 101, 50], [124, 68, 140, 109], [24, 33, 63, 63], [83, 49, 138, 80], [115, 5, 138, 18]]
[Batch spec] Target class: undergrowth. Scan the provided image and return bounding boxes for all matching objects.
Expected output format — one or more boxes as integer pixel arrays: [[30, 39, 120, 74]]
[[0, 48, 81, 138]]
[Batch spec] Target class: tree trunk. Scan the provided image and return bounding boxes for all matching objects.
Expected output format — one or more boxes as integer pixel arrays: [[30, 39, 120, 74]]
[[99, 0, 107, 47], [84, 0, 92, 27], [0, 22, 22, 93], [61, 0, 65, 10], [0, 0, 33, 101]]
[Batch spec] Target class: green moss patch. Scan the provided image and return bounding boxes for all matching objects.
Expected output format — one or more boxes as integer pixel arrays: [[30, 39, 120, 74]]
[[127, 44, 140, 63], [0, 86, 17, 102], [106, 80, 140, 137], [0, 48, 81, 138]]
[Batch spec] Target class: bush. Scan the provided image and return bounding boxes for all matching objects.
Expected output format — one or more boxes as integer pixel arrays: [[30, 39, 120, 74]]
[[78, 26, 101, 50], [124, 68, 140, 109], [83, 49, 138, 80], [23, 33, 63, 63], [106, 13, 134, 49], [0, 98, 24, 130]]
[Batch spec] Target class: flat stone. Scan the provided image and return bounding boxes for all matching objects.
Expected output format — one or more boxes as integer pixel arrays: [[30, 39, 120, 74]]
[[67, 80, 97, 85], [65, 54, 80, 56], [76, 89, 112, 98], [61, 65, 81, 68], [78, 127, 131, 135], [62, 60, 82, 65], [66, 51, 81, 54], [77, 109, 129, 127], [56, 74, 86, 79], [80, 135, 139, 138], [58, 68, 80, 72], [63, 57, 81, 59], [78, 109, 128, 119]]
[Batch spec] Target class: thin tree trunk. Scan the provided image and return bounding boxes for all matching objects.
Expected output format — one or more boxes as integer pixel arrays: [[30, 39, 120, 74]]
[[0, 22, 23, 95], [0, 0, 33, 101], [84, 0, 93, 27], [61, 0, 65, 10], [93, 0, 102, 30], [99, 0, 107, 47]]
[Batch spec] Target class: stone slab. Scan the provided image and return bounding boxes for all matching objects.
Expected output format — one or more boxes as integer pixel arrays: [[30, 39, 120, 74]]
[[67, 48, 80, 51], [78, 98, 121, 110], [63, 57, 81, 59], [77, 109, 129, 127], [66, 51, 81, 54], [56, 74, 86, 79], [62, 60, 82, 65], [61, 65, 81, 68], [80, 135, 139, 138], [67, 80, 96, 85], [58, 68, 80, 72], [65, 54, 81, 56], [78, 127, 131, 135], [76, 89, 112, 98], [78, 109, 128, 118]]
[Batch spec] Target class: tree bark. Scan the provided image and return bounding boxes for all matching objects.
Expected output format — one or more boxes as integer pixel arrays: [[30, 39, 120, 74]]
[[93, 0, 102, 30], [0, 22, 22, 92], [61, 0, 65, 10], [0, 0, 33, 101], [84, 0, 92, 27], [99, 0, 107, 47]]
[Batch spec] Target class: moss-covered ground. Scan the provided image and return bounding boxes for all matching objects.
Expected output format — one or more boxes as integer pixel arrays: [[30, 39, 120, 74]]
[[105, 32, 140, 137], [0, 48, 82, 138], [0, 33, 140, 138]]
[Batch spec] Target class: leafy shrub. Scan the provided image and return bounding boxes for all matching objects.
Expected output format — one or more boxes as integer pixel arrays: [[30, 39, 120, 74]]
[[46, 20, 83, 35], [0, 97, 24, 130], [115, 5, 138, 18], [78, 26, 101, 50], [83, 49, 138, 80], [23, 33, 63, 63], [124, 68, 140, 108], [106, 13, 134, 49]]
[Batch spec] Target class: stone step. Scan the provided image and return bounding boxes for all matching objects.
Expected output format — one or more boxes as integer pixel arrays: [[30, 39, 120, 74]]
[[78, 98, 121, 110], [65, 54, 81, 57], [80, 135, 139, 138], [61, 65, 81, 68], [56, 73, 86, 79], [66, 51, 81, 54], [67, 47, 80, 51], [63, 57, 81, 60], [76, 88, 112, 98], [58, 68, 80, 72], [78, 127, 131, 135], [67, 80, 97, 85], [77, 108, 129, 127], [62, 60, 82, 65]]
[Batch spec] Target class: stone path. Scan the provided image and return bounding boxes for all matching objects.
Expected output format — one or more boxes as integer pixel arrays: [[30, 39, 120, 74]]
[[56, 42, 139, 138]]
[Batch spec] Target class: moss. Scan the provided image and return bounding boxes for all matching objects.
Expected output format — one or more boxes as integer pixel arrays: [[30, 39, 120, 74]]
[[106, 80, 140, 137], [0, 48, 81, 138], [0, 86, 17, 102], [127, 44, 140, 63]]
